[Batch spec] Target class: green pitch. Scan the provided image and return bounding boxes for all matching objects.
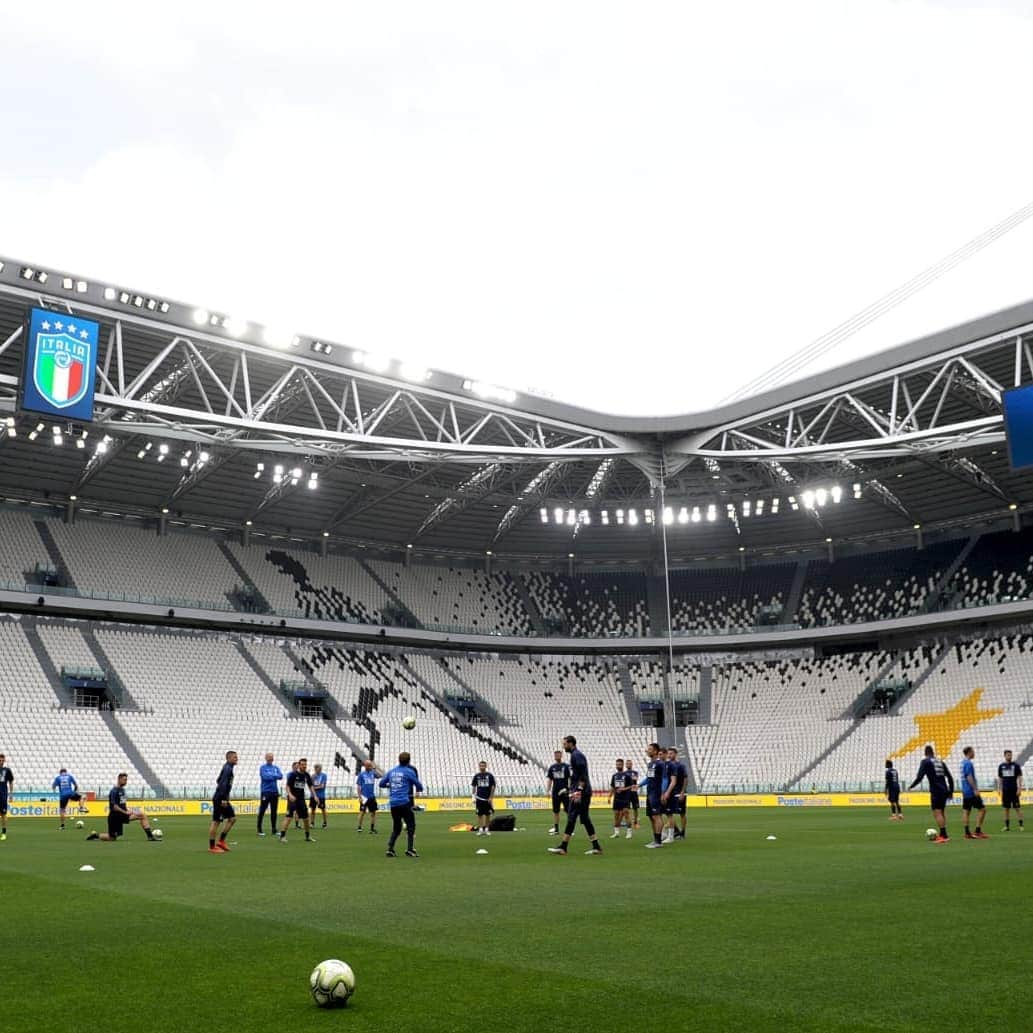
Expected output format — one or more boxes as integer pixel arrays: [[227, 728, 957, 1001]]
[[6, 808, 1032, 1033]]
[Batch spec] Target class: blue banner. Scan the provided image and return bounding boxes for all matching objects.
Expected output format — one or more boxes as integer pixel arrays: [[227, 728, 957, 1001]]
[[20, 307, 100, 422], [1003, 384, 1033, 470]]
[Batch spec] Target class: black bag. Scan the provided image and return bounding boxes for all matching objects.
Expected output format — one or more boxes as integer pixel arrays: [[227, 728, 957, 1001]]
[[489, 814, 516, 832]]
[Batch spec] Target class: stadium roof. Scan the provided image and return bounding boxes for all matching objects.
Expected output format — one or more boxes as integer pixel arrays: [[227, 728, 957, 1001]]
[[0, 254, 1028, 564]]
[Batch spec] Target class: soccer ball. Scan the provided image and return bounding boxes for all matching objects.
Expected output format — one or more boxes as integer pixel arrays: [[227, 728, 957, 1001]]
[[152, 828, 163, 840], [310, 959, 355, 1008], [402, 715, 416, 730], [74, 820, 84, 829], [925, 828, 938, 841]]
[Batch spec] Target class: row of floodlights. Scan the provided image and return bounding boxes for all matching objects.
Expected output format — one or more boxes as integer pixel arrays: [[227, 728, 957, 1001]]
[[8, 264, 522, 405], [538, 484, 859, 527], [254, 461, 319, 489]]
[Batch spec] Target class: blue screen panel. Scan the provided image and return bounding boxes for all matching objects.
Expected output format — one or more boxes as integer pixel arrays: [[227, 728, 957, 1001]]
[[1002, 384, 1033, 471], [20, 307, 100, 423]]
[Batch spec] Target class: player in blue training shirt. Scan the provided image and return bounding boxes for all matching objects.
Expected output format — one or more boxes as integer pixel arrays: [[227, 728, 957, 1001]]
[[208, 750, 238, 853], [624, 758, 640, 830], [663, 746, 688, 841], [608, 759, 634, 840], [960, 746, 989, 840], [0, 754, 14, 840], [52, 767, 85, 830], [908, 745, 955, 843], [472, 760, 496, 837], [642, 742, 666, 849], [86, 772, 157, 842], [257, 752, 282, 836], [379, 751, 424, 858], [885, 760, 903, 821], [545, 750, 571, 835], [310, 764, 329, 830], [548, 735, 603, 856], [356, 760, 382, 834], [997, 750, 1024, 831]]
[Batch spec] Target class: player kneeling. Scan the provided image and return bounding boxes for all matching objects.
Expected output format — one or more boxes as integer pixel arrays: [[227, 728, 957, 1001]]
[[86, 772, 158, 842]]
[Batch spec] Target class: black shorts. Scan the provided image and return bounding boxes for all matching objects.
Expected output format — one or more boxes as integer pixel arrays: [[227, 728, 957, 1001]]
[[107, 813, 128, 839], [211, 800, 235, 822], [360, 797, 378, 813], [665, 797, 687, 816], [1002, 790, 1021, 809], [887, 790, 900, 804], [646, 796, 663, 819], [551, 792, 568, 814], [962, 795, 985, 812], [288, 798, 309, 820], [629, 794, 639, 810], [930, 793, 949, 812], [475, 799, 493, 817], [612, 795, 629, 812], [0, 797, 8, 817]]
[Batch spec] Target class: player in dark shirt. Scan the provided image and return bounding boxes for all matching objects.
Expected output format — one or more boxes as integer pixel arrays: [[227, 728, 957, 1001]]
[[624, 758, 640, 830], [86, 772, 157, 842], [885, 760, 903, 821], [997, 750, 1024, 831], [908, 745, 955, 843], [471, 761, 496, 837], [208, 750, 238, 854], [608, 759, 633, 840], [643, 742, 666, 849], [545, 750, 571, 835], [548, 736, 603, 856], [279, 758, 316, 843], [662, 747, 688, 841], [0, 754, 13, 841]]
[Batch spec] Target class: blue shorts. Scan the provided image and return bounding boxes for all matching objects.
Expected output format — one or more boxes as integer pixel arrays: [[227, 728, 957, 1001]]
[[59, 793, 82, 808], [646, 796, 663, 819]]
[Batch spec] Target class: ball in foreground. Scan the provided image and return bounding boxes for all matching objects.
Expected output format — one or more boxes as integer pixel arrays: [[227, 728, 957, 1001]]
[[925, 828, 938, 841], [402, 715, 417, 730], [310, 959, 355, 1008], [152, 828, 163, 840], [75, 820, 85, 829]]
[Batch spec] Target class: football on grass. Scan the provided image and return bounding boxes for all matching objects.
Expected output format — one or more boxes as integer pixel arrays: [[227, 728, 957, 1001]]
[[152, 828, 163, 840], [75, 820, 84, 829], [925, 828, 938, 840], [402, 715, 417, 730], [310, 959, 355, 1008]]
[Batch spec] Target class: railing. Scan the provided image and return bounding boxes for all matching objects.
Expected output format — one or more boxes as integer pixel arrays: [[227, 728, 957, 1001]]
[[4, 576, 1033, 641]]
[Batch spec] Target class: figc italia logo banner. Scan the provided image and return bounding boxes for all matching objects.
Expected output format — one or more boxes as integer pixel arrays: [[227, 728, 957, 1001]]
[[20, 307, 100, 421]]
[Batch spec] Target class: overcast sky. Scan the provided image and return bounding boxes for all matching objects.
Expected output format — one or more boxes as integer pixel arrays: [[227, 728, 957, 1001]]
[[2, 1, 1032, 416]]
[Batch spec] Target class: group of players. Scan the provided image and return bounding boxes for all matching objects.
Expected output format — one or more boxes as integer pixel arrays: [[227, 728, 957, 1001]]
[[886, 745, 1025, 843], [0, 739, 1025, 855]]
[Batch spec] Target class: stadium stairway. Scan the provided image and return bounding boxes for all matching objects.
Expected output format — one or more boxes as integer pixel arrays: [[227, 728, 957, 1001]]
[[217, 540, 272, 613], [784, 560, 810, 622], [80, 626, 137, 709], [696, 665, 714, 725], [99, 709, 169, 796], [925, 533, 982, 610], [783, 720, 862, 791], [845, 653, 903, 720], [21, 621, 74, 706], [512, 575, 547, 635], [675, 726, 699, 794], [233, 642, 294, 714], [400, 656, 539, 771], [887, 643, 953, 715], [615, 661, 642, 726], [355, 558, 423, 628], [33, 519, 78, 590]]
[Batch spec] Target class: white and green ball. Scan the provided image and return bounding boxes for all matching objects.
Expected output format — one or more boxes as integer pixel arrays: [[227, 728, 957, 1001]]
[[310, 959, 355, 1008], [402, 715, 417, 730]]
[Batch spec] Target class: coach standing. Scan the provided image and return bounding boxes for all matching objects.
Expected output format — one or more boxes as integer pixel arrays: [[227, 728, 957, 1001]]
[[257, 752, 283, 837]]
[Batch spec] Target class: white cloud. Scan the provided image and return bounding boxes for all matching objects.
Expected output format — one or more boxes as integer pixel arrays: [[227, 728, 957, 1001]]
[[2, 0, 1033, 415]]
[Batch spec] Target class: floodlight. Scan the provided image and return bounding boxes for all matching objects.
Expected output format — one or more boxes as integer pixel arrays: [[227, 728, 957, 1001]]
[[628, 508, 639, 525], [831, 485, 842, 504], [756, 499, 765, 515], [199, 451, 209, 463], [104, 287, 117, 300], [224, 316, 248, 337], [273, 464, 283, 475], [361, 352, 391, 373], [802, 490, 815, 509], [742, 500, 751, 517], [158, 443, 169, 455], [273, 472, 282, 484], [256, 462, 265, 471], [540, 508, 548, 523], [62, 277, 73, 290], [96, 440, 108, 454], [159, 302, 170, 313], [192, 308, 209, 325], [53, 434, 63, 446], [663, 507, 674, 525], [19, 267, 34, 280], [307, 478, 317, 490], [462, 380, 517, 404], [566, 509, 575, 526], [400, 363, 430, 382], [75, 438, 84, 449], [678, 507, 689, 524], [119, 292, 131, 304], [322, 531, 329, 538], [579, 510, 590, 525], [771, 497, 780, 514], [180, 457, 189, 467], [553, 507, 563, 524], [815, 488, 828, 507], [3, 417, 13, 428], [615, 509, 624, 524], [34, 422, 44, 432], [291, 467, 302, 479], [262, 326, 295, 349], [706, 504, 716, 522], [131, 295, 144, 307], [600, 510, 609, 525], [137, 450, 146, 459]]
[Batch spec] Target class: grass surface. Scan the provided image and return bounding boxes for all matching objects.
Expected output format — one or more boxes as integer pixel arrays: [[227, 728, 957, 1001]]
[[4, 807, 1031, 1033]]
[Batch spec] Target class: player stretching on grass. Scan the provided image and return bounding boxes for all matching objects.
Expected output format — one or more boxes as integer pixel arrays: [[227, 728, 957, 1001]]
[[548, 735, 603, 856], [960, 746, 989, 840], [87, 773, 158, 842], [208, 750, 238, 854], [885, 760, 903, 821], [997, 750, 1024, 832], [908, 745, 954, 843]]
